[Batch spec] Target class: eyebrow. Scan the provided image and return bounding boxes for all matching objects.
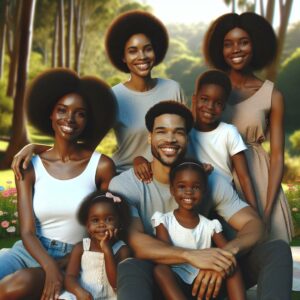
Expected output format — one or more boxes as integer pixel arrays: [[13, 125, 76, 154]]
[[154, 126, 186, 131]]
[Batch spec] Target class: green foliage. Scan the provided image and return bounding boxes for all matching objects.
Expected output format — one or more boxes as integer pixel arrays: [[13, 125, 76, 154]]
[[0, 80, 13, 136], [282, 22, 300, 63], [277, 48, 300, 132], [289, 130, 300, 153]]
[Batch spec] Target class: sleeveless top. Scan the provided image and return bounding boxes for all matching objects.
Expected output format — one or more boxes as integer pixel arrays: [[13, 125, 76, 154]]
[[78, 238, 126, 300], [32, 152, 101, 244]]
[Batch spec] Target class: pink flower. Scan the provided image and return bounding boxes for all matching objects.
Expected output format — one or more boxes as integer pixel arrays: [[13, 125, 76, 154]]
[[1, 221, 10, 228]]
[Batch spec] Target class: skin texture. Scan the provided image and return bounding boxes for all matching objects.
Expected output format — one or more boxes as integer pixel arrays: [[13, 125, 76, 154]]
[[153, 169, 246, 300], [127, 112, 264, 299], [223, 27, 285, 230], [1, 94, 116, 300], [64, 202, 130, 299]]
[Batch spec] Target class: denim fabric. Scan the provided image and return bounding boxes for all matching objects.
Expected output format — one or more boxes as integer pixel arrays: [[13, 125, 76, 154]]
[[0, 236, 73, 280]]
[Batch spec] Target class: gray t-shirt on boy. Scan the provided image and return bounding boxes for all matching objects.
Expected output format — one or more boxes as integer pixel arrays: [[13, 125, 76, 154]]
[[109, 169, 248, 235]]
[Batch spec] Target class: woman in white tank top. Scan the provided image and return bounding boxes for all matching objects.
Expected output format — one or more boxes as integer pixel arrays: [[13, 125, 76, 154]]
[[0, 69, 116, 299]]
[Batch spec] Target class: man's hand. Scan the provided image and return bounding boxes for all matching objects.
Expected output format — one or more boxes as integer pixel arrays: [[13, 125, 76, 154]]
[[192, 269, 223, 299], [185, 248, 236, 275]]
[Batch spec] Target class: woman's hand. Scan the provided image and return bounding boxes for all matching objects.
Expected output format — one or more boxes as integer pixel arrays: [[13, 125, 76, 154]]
[[133, 156, 153, 183], [100, 228, 118, 252], [41, 263, 64, 300], [11, 144, 35, 180]]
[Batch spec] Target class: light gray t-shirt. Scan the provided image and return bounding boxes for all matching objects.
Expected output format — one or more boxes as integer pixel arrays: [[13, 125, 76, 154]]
[[112, 78, 185, 173], [109, 168, 248, 235]]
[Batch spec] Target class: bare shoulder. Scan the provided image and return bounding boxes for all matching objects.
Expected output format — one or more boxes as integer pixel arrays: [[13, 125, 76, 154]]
[[96, 154, 116, 190], [271, 86, 284, 107], [97, 154, 115, 174]]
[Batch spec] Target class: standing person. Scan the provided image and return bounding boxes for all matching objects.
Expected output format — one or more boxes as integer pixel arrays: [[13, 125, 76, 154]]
[[203, 12, 293, 242], [152, 159, 246, 300], [109, 101, 292, 300], [60, 191, 131, 300], [105, 10, 185, 173], [0, 69, 116, 300], [11, 10, 185, 176]]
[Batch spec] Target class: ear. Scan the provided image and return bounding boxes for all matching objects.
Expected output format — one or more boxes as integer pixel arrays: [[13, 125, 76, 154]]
[[147, 133, 152, 144]]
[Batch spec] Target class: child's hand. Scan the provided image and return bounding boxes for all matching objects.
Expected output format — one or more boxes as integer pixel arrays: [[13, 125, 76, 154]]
[[133, 156, 153, 183], [75, 289, 93, 300], [202, 163, 214, 174], [100, 228, 118, 252]]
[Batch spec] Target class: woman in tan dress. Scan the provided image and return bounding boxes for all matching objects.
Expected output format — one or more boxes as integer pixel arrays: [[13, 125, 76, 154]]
[[203, 12, 293, 242]]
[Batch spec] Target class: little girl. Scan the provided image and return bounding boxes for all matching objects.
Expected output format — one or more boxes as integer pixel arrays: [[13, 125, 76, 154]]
[[60, 191, 131, 300], [151, 159, 246, 300]]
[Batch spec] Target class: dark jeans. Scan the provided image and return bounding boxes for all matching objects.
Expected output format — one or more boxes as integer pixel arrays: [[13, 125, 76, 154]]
[[117, 240, 293, 300]]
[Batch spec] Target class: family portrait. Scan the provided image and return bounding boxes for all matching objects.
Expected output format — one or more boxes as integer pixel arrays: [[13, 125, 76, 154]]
[[0, 0, 299, 299]]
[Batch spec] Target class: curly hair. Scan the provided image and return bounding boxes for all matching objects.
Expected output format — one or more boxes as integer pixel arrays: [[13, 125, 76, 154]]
[[195, 69, 232, 99], [105, 10, 169, 73], [77, 191, 131, 242], [203, 12, 277, 71], [26, 68, 116, 146], [145, 100, 194, 133]]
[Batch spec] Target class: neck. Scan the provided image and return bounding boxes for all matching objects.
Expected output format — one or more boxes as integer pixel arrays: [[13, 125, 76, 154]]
[[151, 159, 171, 184], [125, 74, 156, 92], [227, 69, 254, 90], [195, 122, 219, 132], [52, 138, 81, 162]]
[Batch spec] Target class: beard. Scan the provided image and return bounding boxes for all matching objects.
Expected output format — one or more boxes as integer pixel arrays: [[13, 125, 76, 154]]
[[151, 143, 186, 167]]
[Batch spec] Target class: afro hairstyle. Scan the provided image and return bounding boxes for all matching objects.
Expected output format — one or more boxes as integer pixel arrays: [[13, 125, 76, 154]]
[[105, 10, 169, 73], [203, 12, 277, 71], [26, 68, 116, 147]]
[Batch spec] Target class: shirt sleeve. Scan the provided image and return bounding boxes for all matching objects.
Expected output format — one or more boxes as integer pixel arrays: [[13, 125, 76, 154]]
[[226, 124, 247, 156], [210, 219, 223, 235], [208, 172, 249, 221], [151, 211, 166, 228]]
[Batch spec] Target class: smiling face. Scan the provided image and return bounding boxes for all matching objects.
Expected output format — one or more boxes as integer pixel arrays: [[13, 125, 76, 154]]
[[170, 169, 205, 211], [194, 83, 226, 131], [50, 93, 87, 141], [123, 33, 155, 78], [223, 27, 253, 71], [86, 202, 119, 242], [149, 114, 187, 167]]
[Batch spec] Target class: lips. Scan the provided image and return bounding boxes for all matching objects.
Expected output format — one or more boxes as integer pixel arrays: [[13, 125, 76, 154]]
[[159, 145, 179, 156], [135, 63, 150, 70], [60, 125, 76, 134], [231, 56, 244, 64]]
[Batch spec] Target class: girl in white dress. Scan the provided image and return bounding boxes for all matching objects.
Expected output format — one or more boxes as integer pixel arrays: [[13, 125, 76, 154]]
[[60, 191, 131, 300], [151, 159, 246, 300]]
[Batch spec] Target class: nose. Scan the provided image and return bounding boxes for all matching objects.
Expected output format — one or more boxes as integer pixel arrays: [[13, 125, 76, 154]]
[[138, 49, 146, 59], [232, 42, 241, 53], [166, 132, 176, 142], [65, 111, 75, 123]]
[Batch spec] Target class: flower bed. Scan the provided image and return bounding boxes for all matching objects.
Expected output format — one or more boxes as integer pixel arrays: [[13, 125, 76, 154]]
[[286, 180, 300, 237], [0, 181, 19, 238]]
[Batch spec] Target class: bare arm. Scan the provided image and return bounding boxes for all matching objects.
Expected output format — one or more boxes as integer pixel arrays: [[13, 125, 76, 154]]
[[128, 217, 236, 273], [12, 143, 51, 180], [133, 156, 153, 183], [95, 154, 116, 191], [16, 165, 63, 300], [264, 89, 285, 228], [232, 151, 258, 211], [64, 244, 93, 299], [223, 207, 265, 254]]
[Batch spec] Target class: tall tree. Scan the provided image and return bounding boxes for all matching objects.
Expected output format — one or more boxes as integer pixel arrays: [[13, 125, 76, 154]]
[[0, 0, 36, 169], [0, 0, 9, 78], [65, 0, 74, 68], [57, 0, 65, 67]]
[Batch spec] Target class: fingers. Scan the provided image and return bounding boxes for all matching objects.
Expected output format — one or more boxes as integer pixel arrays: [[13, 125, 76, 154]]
[[11, 156, 23, 181], [192, 271, 204, 297], [136, 164, 152, 183]]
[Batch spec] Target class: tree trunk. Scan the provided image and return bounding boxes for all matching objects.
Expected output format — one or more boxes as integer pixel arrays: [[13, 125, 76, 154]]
[[52, 10, 59, 67], [266, 0, 275, 24], [0, 0, 36, 169], [57, 0, 65, 67], [6, 0, 22, 98], [66, 0, 73, 68], [0, 0, 8, 79], [265, 0, 293, 81]]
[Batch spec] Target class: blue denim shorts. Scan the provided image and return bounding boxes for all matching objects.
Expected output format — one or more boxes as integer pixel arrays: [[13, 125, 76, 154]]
[[0, 236, 73, 280]]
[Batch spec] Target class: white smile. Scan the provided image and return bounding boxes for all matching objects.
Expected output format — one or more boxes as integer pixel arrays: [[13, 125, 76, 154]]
[[61, 125, 75, 133], [231, 57, 243, 64], [182, 198, 193, 204], [160, 147, 177, 155], [136, 63, 150, 71]]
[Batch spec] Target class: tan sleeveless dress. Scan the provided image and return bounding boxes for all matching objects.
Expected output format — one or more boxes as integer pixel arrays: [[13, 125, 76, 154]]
[[222, 80, 294, 242]]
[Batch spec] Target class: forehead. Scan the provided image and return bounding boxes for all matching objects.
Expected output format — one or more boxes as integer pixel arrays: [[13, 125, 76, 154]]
[[197, 83, 226, 97], [153, 113, 186, 130], [224, 27, 251, 39], [56, 93, 86, 108], [125, 33, 152, 46], [173, 168, 204, 182], [88, 201, 116, 216]]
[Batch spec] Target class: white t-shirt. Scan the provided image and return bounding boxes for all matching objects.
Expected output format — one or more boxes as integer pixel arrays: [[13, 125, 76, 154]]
[[188, 122, 247, 182], [151, 211, 222, 284], [112, 78, 185, 173]]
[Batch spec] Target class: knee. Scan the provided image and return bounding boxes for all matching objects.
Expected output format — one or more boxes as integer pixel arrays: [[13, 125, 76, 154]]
[[0, 270, 37, 300]]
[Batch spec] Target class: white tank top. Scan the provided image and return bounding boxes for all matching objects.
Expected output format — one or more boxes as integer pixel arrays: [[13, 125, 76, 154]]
[[32, 152, 101, 244]]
